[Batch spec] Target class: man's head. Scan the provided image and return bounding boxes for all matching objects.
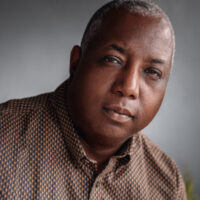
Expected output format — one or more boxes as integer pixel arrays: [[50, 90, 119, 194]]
[[68, 0, 174, 147]]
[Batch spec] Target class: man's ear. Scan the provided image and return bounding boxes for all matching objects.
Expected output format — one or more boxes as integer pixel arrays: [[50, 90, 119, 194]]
[[69, 45, 82, 79]]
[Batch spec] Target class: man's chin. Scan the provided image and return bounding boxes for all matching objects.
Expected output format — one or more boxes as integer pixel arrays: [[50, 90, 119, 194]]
[[90, 123, 135, 142]]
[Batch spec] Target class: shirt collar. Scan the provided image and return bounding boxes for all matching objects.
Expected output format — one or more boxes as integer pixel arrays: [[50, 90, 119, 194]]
[[113, 133, 141, 159], [49, 80, 86, 163]]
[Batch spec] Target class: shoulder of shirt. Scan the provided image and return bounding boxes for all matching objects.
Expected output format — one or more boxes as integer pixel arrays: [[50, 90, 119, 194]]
[[137, 132, 186, 197], [138, 132, 180, 175], [0, 92, 51, 117]]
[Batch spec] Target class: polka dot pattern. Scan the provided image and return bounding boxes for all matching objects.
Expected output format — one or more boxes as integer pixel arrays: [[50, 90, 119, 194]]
[[0, 81, 186, 199]]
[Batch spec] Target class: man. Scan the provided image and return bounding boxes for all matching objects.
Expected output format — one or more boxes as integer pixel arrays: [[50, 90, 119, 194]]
[[0, 0, 186, 199]]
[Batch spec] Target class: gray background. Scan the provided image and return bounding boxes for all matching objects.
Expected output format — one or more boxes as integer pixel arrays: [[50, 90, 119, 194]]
[[0, 0, 199, 195]]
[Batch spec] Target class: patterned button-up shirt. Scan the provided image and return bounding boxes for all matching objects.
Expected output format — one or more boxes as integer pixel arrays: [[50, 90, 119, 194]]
[[0, 81, 186, 200]]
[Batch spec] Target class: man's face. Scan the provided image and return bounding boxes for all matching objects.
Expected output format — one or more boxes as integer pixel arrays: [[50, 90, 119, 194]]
[[68, 11, 173, 146]]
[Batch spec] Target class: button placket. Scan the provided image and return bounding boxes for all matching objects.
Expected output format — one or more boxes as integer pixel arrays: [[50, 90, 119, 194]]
[[89, 177, 102, 200]]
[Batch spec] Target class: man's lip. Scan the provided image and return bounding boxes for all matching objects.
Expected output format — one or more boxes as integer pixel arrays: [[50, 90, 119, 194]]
[[103, 105, 134, 118]]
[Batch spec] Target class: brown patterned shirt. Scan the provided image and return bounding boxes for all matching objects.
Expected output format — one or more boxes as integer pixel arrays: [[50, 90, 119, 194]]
[[0, 81, 186, 200]]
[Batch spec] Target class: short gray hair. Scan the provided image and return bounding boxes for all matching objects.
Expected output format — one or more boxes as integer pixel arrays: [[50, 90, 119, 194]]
[[81, 0, 175, 60]]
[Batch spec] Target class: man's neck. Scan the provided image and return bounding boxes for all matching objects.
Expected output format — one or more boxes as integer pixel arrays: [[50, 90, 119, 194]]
[[79, 136, 127, 173]]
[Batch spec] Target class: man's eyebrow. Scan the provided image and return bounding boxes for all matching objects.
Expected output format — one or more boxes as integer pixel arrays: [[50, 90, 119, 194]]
[[150, 58, 166, 65], [109, 44, 125, 54]]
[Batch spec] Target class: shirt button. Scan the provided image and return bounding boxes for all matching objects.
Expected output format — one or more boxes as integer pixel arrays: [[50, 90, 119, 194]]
[[95, 181, 100, 187], [85, 159, 90, 164]]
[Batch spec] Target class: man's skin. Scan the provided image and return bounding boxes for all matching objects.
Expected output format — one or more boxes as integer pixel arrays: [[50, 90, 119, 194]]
[[68, 10, 173, 172]]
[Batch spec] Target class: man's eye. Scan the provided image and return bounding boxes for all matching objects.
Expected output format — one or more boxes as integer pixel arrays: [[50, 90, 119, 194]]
[[144, 67, 162, 80], [102, 56, 122, 65]]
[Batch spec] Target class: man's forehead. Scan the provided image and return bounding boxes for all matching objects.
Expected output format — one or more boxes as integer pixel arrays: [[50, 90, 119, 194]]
[[94, 10, 172, 47], [85, 10, 173, 68]]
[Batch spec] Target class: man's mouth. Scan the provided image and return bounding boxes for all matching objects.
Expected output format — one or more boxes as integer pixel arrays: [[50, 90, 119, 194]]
[[103, 105, 134, 123]]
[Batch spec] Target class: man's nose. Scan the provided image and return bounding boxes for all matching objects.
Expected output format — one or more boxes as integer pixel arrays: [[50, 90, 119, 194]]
[[111, 67, 140, 99]]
